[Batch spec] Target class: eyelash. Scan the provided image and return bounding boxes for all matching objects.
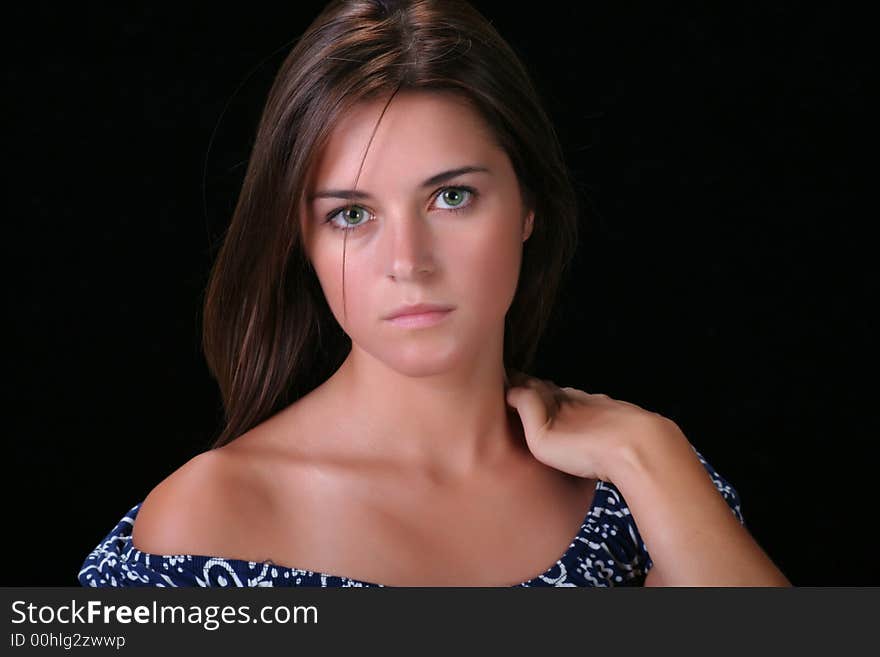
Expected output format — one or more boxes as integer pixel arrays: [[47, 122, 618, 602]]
[[323, 185, 478, 233]]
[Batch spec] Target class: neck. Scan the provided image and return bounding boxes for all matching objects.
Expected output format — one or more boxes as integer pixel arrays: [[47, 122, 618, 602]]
[[317, 344, 526, 483]]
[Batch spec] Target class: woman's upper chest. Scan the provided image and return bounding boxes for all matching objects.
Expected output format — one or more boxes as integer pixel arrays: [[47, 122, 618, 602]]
[[226, 437, 597, 586]]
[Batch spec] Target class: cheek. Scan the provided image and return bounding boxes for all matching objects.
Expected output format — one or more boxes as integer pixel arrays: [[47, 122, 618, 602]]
[[311, 238, 372, 326], [449, 217, 523, 313]]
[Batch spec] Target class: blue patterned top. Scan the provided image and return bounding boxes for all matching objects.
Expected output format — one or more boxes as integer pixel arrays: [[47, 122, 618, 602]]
[[78, 445, 744, 587]]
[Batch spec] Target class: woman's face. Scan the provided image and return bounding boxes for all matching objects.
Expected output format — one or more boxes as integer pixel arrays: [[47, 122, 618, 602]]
[[300, 90, 533, 377]]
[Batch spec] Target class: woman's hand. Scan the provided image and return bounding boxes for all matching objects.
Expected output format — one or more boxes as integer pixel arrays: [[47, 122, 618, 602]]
[[504, 371, 685, 481]]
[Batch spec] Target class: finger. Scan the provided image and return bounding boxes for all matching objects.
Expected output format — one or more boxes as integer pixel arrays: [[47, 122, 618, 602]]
[[532, 378, 564, 416], [543, 380, 571, 406], [561, 386, 592, 401], [509, 376, 570, 417], [505, 381, 552, 431]]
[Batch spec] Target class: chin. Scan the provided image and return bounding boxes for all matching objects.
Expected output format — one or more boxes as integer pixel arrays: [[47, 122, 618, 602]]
[[365, 339, 469, 379]]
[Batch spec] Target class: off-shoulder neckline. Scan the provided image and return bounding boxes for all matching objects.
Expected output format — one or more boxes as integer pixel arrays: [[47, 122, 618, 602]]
[[121, 479, 608, 587]]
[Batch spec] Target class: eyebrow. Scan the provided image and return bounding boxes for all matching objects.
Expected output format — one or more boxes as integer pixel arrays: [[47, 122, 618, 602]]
[[309, 165, 491, 202]]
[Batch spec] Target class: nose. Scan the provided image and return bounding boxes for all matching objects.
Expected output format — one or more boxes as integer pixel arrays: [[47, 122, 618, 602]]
[[384, 212, 436, 280]]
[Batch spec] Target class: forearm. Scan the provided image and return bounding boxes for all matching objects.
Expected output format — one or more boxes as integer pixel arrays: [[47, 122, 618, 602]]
[[609, 424, 791, 586]]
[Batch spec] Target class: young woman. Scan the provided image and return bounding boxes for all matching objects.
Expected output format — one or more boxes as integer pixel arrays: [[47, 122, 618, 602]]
[[78, 0, 790, 587]]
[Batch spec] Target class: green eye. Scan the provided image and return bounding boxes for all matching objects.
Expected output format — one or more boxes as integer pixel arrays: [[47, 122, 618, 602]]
[[440, 188, 465, 207], [343, 207, 367, 226], [435, 186, 476, 211]]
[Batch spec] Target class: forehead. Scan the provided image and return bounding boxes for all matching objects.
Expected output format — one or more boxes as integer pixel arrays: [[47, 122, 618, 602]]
[[308, 90, 501, 193]]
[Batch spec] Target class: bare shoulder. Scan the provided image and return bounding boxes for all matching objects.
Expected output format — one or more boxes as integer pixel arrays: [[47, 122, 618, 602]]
[[131, 447, 269, 556]]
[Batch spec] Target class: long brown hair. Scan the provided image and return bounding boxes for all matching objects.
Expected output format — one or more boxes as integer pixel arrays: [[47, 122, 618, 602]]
[[202, 0, 580, 449]]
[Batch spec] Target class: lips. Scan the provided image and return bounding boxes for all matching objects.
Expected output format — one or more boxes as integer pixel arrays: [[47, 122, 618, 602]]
[[383, 302, 455, 320]]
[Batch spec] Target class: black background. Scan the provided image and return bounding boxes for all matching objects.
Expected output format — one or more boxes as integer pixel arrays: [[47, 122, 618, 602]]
[[7, 2, 873, 585]]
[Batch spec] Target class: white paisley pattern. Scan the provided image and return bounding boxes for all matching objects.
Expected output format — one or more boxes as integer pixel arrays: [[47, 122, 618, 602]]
[[78, 445, 744, 588]]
